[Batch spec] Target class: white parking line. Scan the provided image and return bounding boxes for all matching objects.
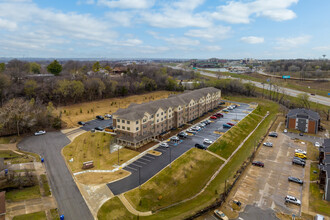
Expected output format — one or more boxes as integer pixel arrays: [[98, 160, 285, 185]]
[[129, 163, 142, 168], [126, 166, 137, 171], [135, 160, 147, 165], [144, 155, 156, 160], [139, 157, 151, 162]]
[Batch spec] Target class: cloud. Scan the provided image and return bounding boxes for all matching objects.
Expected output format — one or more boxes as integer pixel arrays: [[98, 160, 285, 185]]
[[0, 18, 17, 31], [241, 36, 264, 44], [212, 0, 298, 24], [77, 0, 95, 5], [148, 31, 199, 46], [275, 35, 311, 50], [203, 45, 222, 52], [97, 0, 154, 9], [105, 11, 134, 27], [312, 46, 330, 51], [185, 25, 231, 41]]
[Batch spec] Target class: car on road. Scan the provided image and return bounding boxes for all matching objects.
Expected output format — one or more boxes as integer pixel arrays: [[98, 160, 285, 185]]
[[214, 210, 229, 220], [299, 132, 304, 136], [288, 176, 303, 184], [170, 136, 180, 142], [210, 116, 217, 120], [34, 130, 46, 136], [292, 159, 305, 167], [263, 142, 273, 147], [160, 142, 169, 148], [78, 121, 86, 126], [195, 143, 207, 150], [203, 139, 213, 145], [104, 114, 112, 118], [315, 142, 321, 147], [94, 127, 104, 131], [295, 149, 307, 155], [96, 115, 104, 120], [268, 132, 278, 137], [226, 122, 235, 126], [186, 129, 196, 134], [177, 132, 188, 138], [223, 124, 232, 128], [252, 161, 264, 167], [285, 195, 301, 206]]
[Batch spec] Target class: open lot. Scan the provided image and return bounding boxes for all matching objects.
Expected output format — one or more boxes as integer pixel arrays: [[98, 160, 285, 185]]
[[56, 91, 175, 128], [229, 129, 306, 216]]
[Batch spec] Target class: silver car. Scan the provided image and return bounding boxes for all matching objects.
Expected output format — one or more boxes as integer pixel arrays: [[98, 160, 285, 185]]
[[263, 142, 273, 147], [160, 142, 169, 148], [285, 195, 301, 205]]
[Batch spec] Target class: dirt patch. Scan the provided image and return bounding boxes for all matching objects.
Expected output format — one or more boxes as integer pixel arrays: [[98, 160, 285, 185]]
[[75, 170, 131, 185], [148, 150, 162, 156]]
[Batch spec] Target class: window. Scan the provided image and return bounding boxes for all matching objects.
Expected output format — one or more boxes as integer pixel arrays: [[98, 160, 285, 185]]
[[127, 127, 130, 131], [136, 121, 139, 124], [157, 114, 159, 117], [161, 118, 163, 121], [117, 119, 120, 122], [122, 120, 125, 123], [136, 127, 139, 131], [143, 119, 147, 123], [157, 119, 159, 123], [127, 121, 130, 124], [122, 126, 125, 129], [161, 112, 163, 115]]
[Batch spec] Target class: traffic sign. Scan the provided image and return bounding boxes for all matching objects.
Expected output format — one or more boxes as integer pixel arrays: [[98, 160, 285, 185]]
[[282, 75, 290, 79]]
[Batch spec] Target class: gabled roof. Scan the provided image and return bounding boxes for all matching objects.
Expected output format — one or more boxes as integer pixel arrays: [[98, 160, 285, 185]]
[[114, 87, 220, 121], [287, 108, 320, 121]]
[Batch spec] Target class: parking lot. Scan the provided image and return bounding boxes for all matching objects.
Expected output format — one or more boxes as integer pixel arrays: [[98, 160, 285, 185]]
[[230, 129, 307, 216], [108, 102, 254, 195]]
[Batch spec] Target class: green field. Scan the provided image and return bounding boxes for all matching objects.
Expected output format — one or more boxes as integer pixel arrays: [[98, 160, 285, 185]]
[[40, 174, 51, 196], [98, 197, 136, 220], [125, 148, 223, 212], [13, 211, 46, 220], [310, 162, 319, 182], [6, 185, 41, 202], [63, 132, 139, 172], [309, 183, 330, 217]]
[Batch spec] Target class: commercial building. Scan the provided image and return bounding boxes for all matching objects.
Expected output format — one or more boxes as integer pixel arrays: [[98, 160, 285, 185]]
[[286, 108, 320, 134], [319, 139, 330, 201], [112, 87, 221, 148]]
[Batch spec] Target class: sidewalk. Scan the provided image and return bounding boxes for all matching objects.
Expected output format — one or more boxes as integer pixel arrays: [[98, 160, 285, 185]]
[[118, 194, 152, 216]]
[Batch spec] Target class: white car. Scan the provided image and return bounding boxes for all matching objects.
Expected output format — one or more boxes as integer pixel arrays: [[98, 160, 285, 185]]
[[314, 142, 321, 147], [104, 114, 112, 118], [263, 142, 273, 147], [285, 195, 301, 205], [283, 129, 288, 133], [34, 130, 46, 136], [203, 139, 213, 145], [295, 149, 306, 155], [160, 142, 169, 148]]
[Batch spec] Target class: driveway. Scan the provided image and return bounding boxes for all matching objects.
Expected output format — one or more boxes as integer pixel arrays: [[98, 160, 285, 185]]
[[285, 132, 324, 146], [17, 119, 112, 220], [108, 103, 254, 195]]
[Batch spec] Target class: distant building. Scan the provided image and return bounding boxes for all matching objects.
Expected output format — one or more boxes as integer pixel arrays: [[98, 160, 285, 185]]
[[286, 108, 320, 134], [319, 139, 330, 201]]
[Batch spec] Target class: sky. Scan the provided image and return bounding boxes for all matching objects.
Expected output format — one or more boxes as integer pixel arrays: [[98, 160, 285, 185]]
[[0, 0, 329, 59]]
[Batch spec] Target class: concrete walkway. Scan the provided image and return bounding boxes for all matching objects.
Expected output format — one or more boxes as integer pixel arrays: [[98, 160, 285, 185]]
[[118, 194, 152, 216], [206, 150, 227, 162]]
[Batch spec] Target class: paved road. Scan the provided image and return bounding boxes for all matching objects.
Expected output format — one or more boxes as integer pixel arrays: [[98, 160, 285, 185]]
[[108, 103, 253, 195], [18, 118, 112, 220], [234, 205, 279, 220], [284, 132, 324, 145]]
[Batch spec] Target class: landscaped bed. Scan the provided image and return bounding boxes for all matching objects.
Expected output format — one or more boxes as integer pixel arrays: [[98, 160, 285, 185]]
[[63, 132, 139, 173]]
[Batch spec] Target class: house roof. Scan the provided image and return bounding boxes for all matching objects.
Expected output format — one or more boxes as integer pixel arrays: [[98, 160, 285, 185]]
[[287, 108, 320, 121], [114, 87, 220, 121]]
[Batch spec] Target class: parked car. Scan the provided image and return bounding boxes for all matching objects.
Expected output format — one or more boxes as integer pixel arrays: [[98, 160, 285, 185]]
[[263, 142, 273, 147], [94, 127, 104, 131], [186, 129, 196, 134], [203, 139, 213, 145], [96, 115, 104, 120], [288, 176, 303, 184], [192, 126, 201, 131], [293, 157, 306, 164], [210, 116, 217, 120], [223, 124, 232, 128], [226, 122, 235, 126], [252, 161, 264, 167], [228, 106, 234, 110], [283, 129, 288, 133], [233, 104, 238, 108], [299, 132, 304, 136], [170, 136, 180, 142], [222, 109, 229, 113], [195, 143, 207, 150], [203, 120, 210, 125], [214, 210, 229, 220], [104, 114, 112, 118], [295, 149, 307, 155], [160, 142, 169, 148], [34, 130, 46, 136], [198, 123, 206, 128], [216, 113, 224, 118], [285, 195, 301, 205], [177, 132, 188, 138], [314, 142, 321, 147], [268, 132, 278, 137], [295, 152, 307, 159], [78, 121, 86, 126], [292, 159, 305, 167], [218, 101, 226, 105]]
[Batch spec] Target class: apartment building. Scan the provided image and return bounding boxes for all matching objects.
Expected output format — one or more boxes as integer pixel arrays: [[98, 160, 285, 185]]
[[112, 87, 221, 148]]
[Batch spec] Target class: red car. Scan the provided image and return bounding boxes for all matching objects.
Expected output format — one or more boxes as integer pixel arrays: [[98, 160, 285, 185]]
[[210, 116, 217, 119], [216, 113, 223, 118], [227, 122, 235, 126]]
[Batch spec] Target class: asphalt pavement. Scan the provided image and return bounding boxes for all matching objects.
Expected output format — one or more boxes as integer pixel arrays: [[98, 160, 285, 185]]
[[234, 205, 279, 220], [108, 103, 253, 195], [18, 118, 112, 220], [284, 132, 324, 145]]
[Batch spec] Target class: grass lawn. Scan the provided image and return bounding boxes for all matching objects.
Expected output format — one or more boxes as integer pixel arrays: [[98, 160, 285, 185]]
[[75, 170, 131, 185], [13, 211, 46, 220], [63, 132, 139, 173], [310, 162, 319, 181], [309, 183, 330, 217], [306, 142, 319, 161], [40, 174, 51, 196], [0, 136, 20, 144], [6, 185, 41, 202], [125, 148, 223, 212], [50, 209, 60, 220], [98, 197, 136, 220], [0, 150, 34, 164], [56, 91, 176, 128]]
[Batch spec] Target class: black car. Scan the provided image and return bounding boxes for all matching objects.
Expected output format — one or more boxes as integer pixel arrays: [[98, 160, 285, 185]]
[[288, 176, 303, 184], [252, 161, 264, 167], [292, 159, 305, 167], [78, 121, 86, 125], [95, 127, 104, 131], [268, 132, 278, 137], [299, 132, 304, 136], [96, 115, 104, 120], [293, 156, 306, 163], [177, 132, 188, 138], [195, 143, 207, 150]]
